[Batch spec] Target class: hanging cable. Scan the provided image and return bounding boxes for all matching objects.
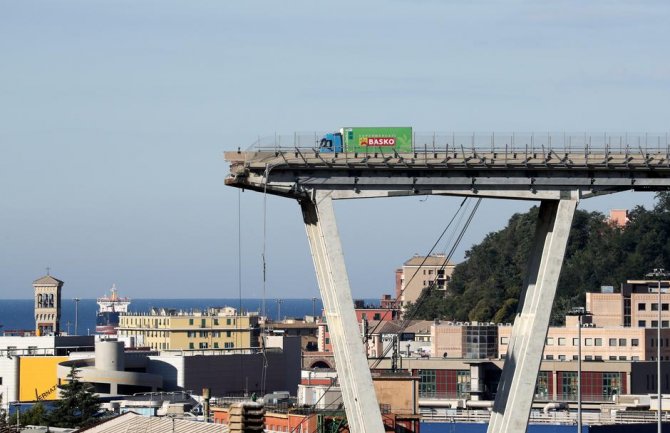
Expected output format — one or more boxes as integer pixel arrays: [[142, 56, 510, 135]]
[[370, 197, 482, 369], [364, 197, 470, 340]]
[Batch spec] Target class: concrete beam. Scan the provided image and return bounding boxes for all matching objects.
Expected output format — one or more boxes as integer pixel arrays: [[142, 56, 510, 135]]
[[300, 191, 385, 433], [487, 197, 578, 433]]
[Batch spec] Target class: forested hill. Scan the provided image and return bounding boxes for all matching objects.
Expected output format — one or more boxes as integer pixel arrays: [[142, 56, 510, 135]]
[[405, 193, 670, 325]]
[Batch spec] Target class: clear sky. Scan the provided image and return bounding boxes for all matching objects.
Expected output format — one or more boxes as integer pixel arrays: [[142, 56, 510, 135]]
[[1, 1, 668, 300]]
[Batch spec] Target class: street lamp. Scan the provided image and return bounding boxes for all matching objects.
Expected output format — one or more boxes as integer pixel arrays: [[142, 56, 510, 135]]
[[73, 298, 80, 336], [570, 307, 589, 432], [647, 268, 668, 433], [276, 299, 283, 322]]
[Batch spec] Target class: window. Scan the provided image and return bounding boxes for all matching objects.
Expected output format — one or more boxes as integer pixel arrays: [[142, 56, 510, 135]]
[[619, 356, 627, 360], [595, 355, 603, 361], [226, 331, 231, 338], [609, 338, 617, 346], [226, 318, 232, 325], [585, 355, 593, 361], [558, 355, 566, 361], [639, 303, 647, 311], [653, 320, 659, 327], [652, 303, 659, 311], [664, 321, 669, 328], [201, 319, 206, 327], [561, 371, 577, 400], [325, 338, 330, 345], [595, 338, 603, 346], [199, 342, 208, 349], [639, 320, 647, 327], [419, 370, 436, 396], [546, 338, 554, 346], [572, 338, 579, 346], [573, 355, 579, 360], [214, 319, 219, 325], [189, 319, 194, 325], [585, 338, 593, 346], [558, 338, 566, 346], [373, 313, 381, 320], [224, 342, 234, 349], [535, 371, 549, 399], [664, 304, 669, 311], [214, 343, 219, 348], [199, 331, 208, 338], [189, 343, 194, 349], [603, 372, 622, 400], [632, 356, 640, 361], [619, 338, 627, 346], [501, 337, 509, 345], [546, 355, 554, 360], [632, 338, 639, 347], [609, 356, 617, 360]]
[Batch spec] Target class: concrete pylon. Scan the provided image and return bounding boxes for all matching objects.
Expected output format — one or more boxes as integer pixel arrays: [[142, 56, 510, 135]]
[[488, 198, 578, 433], [300, 191, 385, 433]]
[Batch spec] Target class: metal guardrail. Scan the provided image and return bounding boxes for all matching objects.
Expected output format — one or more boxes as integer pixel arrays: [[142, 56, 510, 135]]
[[247, 132, 670, 154], [420, 408, 670, 425]]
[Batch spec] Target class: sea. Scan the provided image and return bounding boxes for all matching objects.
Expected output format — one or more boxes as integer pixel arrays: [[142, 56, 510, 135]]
[[0, 298, 326, 335]]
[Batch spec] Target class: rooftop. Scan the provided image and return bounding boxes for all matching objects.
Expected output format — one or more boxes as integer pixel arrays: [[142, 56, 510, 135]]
[[403, 254, 456, 267], [33, 275, 64, 286]]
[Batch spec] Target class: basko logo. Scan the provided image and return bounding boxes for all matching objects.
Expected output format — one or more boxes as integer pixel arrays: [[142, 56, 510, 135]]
[[360, 136, 396, 147]]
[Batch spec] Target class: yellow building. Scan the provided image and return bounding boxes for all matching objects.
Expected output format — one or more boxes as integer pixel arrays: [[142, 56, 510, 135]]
[[118, 307, 260, 351]]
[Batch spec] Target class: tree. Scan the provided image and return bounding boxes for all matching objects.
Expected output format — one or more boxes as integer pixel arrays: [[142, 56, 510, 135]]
[[7, 402, 47, 427], [0, 393, 8, 430], [49, 366, 100, 428], [406, 193, 670, 325]]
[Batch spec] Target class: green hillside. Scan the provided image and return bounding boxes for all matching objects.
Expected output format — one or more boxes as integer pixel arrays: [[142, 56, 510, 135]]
[[405, 192, 670, 325]]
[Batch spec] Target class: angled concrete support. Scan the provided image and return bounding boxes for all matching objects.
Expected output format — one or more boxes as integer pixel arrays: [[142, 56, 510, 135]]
[[487, 198, 578, 433], [300, 191, 385, 433]]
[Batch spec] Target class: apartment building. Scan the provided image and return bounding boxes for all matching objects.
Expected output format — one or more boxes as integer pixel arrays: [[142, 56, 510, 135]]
[[396, 254, 456, 308], [118, 307, 260, 351]]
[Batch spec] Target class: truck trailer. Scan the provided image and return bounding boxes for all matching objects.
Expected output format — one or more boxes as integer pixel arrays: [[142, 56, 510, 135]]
[[319, 127, 412, 153]]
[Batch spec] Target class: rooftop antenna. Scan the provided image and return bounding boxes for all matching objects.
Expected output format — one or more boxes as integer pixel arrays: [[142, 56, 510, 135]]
[[46, 267, 50, 276]]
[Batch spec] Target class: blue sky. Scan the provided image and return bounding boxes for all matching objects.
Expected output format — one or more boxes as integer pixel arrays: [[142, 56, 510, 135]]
[[1, 1, 668, 299]]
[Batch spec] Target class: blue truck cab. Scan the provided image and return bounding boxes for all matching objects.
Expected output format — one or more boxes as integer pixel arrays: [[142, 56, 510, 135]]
[[319, 132, 343, 153]]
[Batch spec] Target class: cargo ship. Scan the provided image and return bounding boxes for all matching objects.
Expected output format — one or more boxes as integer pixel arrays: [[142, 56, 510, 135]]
[[96, 284, 131, 335]]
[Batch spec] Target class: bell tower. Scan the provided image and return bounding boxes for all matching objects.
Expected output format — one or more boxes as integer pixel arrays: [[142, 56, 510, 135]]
[[34, 273, 63, 335]]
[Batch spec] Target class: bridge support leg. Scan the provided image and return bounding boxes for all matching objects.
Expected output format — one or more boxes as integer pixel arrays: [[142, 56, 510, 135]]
[[487, 198, 578, 433], [300, 191, 385, 433]]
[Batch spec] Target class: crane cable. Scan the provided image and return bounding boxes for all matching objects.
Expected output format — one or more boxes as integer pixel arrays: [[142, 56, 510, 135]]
[[295, 197, 481, 426], [363, 196, 471, 341], [370, 197, 482, 369]]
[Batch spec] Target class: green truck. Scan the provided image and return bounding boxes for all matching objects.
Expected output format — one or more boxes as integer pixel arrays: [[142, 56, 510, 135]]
[[319, 127, 413, 153]]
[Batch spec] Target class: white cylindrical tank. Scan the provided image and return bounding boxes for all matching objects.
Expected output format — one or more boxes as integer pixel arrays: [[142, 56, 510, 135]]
[[95, 340, 125, 371]]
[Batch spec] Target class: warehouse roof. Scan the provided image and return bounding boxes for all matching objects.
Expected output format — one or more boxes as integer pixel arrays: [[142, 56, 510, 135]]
[[76, 412, 228, 433]]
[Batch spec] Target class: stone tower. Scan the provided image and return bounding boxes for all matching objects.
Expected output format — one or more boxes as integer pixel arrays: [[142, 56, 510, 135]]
[[33, 274, 63, 335]]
